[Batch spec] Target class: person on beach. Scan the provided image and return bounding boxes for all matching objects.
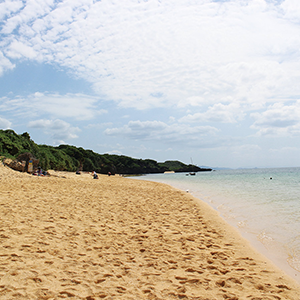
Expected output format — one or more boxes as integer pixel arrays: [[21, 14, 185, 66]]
[[38, 167, 43, 176], [92, 171, 98, 179]]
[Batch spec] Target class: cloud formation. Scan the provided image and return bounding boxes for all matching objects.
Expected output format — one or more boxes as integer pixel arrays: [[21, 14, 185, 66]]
[[105, 120, 219, 147], [28, 118, 81, 144], [251, 101, 300, 136], [179, 103, 245, 123], [1, 0, 300, 111], [0, 50, 14, 76], [0, 92, 106, 121], [1, 0, 300, 167], [0, 116, 11, 129]]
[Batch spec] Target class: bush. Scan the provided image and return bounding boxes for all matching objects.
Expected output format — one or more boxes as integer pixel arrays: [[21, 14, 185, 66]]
[[0, 129, 211, 174]]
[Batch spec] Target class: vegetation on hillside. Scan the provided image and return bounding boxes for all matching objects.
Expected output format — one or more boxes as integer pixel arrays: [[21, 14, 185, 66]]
[[0, 129, 211, 174]]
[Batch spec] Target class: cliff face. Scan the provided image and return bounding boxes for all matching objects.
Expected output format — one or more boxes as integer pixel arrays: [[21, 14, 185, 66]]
[[0, 129, 212, 174]]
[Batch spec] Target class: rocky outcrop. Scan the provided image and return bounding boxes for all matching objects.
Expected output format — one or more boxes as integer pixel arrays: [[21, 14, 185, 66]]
[[2, 153, 39, 173], [3, 158, 26, 172], [17, 152, 39, 172]]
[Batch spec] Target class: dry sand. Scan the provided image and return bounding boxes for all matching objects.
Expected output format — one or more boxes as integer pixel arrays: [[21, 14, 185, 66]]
[[1, 163, 300, 299]]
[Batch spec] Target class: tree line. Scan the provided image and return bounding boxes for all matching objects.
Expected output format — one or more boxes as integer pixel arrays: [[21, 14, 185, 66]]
[[0, 129, 211, 174]]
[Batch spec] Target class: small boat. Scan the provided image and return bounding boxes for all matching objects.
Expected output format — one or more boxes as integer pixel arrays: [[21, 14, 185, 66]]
[[189, 158, 196, 176]]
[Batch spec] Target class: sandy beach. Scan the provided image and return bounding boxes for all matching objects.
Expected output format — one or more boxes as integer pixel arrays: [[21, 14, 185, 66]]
[[1, 164, 300, 299]]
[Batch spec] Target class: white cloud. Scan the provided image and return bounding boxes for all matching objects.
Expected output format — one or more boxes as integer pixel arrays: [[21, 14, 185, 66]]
[[2, 0, 300, 167], [0, 116, 12, 129], [6, 40, 38, 59], [105, 120, 219, 146], [31, 92, 106, 120], [0, 92, 106, 121], [0, 0, 23, 21], [250, 101, 300, 136], [1, 0, 54, 35], [179, 103, 245, 123], [105, 149, 123, 155], [0, 51, 15, 76], [28, 118, 81, 144], [105, 120, 168, 140], [84, 122, 113, 129], [280, 0, 300, 21], [2, 0, 300, 110]]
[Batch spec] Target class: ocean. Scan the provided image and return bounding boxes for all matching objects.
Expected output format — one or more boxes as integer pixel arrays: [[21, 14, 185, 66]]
[[135, 167, 300, 280]]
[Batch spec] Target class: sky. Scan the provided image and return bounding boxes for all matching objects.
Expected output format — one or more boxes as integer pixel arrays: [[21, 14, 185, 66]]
[[1, 0, 300, 169]]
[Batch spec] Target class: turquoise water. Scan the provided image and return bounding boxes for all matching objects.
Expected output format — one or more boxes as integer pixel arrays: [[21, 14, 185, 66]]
[[136, 168, 300, 277]]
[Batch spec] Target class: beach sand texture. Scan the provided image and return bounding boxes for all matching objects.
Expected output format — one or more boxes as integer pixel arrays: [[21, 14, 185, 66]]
[[1, 164, 300, 299]]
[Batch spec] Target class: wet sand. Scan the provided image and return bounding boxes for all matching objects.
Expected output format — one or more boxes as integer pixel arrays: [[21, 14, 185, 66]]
[[1, 164, 300, 299]]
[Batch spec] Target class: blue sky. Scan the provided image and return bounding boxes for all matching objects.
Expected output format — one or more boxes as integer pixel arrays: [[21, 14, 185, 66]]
[[1, 0, 300, 168]]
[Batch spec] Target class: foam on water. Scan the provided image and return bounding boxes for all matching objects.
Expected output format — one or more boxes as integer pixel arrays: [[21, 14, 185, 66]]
[[137, 167, 300, 277]]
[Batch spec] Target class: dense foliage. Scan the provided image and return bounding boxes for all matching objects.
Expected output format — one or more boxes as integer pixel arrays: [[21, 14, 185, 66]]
[[0, 129, 211, 174], [158, 160, 210, 172]]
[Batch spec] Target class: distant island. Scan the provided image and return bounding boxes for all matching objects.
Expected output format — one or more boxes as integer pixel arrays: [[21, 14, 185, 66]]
[[0, 129, 212, 175]]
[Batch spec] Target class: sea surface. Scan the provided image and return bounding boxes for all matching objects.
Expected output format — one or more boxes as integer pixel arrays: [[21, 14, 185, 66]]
[[135, 167, 300, 278]]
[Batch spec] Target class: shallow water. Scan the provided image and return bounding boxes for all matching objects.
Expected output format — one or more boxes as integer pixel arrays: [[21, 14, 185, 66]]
[[137, 168, 300, 276]]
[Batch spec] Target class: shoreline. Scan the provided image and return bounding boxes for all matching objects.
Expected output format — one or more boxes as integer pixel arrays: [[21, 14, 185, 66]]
[[195, 192, 300, 284], [163, 183, 300, 284], [1, 165, 300, 299], [185, 187, 300, 285], [135, 172, 300, 285]]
